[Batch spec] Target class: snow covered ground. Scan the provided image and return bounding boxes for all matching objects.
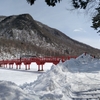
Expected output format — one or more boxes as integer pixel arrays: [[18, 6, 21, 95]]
[[0, 63, 52, 85], [1, 53, 100, 100]]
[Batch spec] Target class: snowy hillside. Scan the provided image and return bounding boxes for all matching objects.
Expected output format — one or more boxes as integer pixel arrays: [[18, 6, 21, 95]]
[[0, 16, 6, 22], [0, 14, 100, 59], [1, 53, 100, 100]]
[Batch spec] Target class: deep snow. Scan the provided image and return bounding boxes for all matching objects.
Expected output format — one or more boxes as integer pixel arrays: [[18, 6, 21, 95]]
[[1, 53, 100, 100]]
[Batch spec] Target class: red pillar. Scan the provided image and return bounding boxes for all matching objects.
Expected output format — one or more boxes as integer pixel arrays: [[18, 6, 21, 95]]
[[38, 65, 40, 71], [6, 64, 7, 68], [3, 64, 5, 68], [84, 52, 87, 55], [16, 65, 18, 69], [25, 64, 27, 70], [9, 64, 10, 69], [28, 64, 30, 70], [19, 64, 21, 69], [41, 65, 44, 71], [12, 64, 13, 69]]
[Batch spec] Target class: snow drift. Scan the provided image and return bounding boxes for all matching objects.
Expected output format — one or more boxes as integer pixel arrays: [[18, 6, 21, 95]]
[[20, 53, 100, 100], [0, 81, 40, 100], [1, 53, 100, 100]]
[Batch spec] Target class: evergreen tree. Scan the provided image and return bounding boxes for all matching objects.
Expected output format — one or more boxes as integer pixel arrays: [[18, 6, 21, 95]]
[[27, 0, 61, 6], [91, 6, 100, 33]]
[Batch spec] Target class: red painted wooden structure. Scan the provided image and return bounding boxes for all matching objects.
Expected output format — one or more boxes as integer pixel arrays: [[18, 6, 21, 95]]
[[0, 56, 77, 71]]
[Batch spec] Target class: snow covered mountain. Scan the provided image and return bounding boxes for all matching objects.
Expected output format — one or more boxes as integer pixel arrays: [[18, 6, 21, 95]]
[[0, 14, 100, 59]]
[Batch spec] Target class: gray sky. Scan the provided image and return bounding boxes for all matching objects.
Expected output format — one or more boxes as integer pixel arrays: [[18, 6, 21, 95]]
[[0, 0, 100, 49]]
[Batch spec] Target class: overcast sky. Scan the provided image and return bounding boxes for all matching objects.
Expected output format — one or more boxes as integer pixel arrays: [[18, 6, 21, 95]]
[[0, 0, 100, 49]]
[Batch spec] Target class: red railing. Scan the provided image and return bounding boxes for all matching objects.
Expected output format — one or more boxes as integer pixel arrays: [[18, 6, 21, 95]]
[[0, 56, 77, 71]]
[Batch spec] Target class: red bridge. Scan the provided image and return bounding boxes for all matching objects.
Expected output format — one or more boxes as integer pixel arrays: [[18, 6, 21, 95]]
[[0, 56, 77, 71]]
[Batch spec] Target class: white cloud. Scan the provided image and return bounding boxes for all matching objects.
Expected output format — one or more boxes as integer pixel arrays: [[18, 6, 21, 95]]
[[74, 29, 81, 32], [73, 28, 87, 33]]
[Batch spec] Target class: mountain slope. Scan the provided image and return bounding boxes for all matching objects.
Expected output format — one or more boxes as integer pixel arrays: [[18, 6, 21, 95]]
[[0, 13, 100, 59]]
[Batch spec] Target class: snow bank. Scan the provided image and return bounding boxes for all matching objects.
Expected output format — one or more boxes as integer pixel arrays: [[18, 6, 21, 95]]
[[1, 53, 100, 100], [20, 53, 100, 100], [0, 81, 39, 100]]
